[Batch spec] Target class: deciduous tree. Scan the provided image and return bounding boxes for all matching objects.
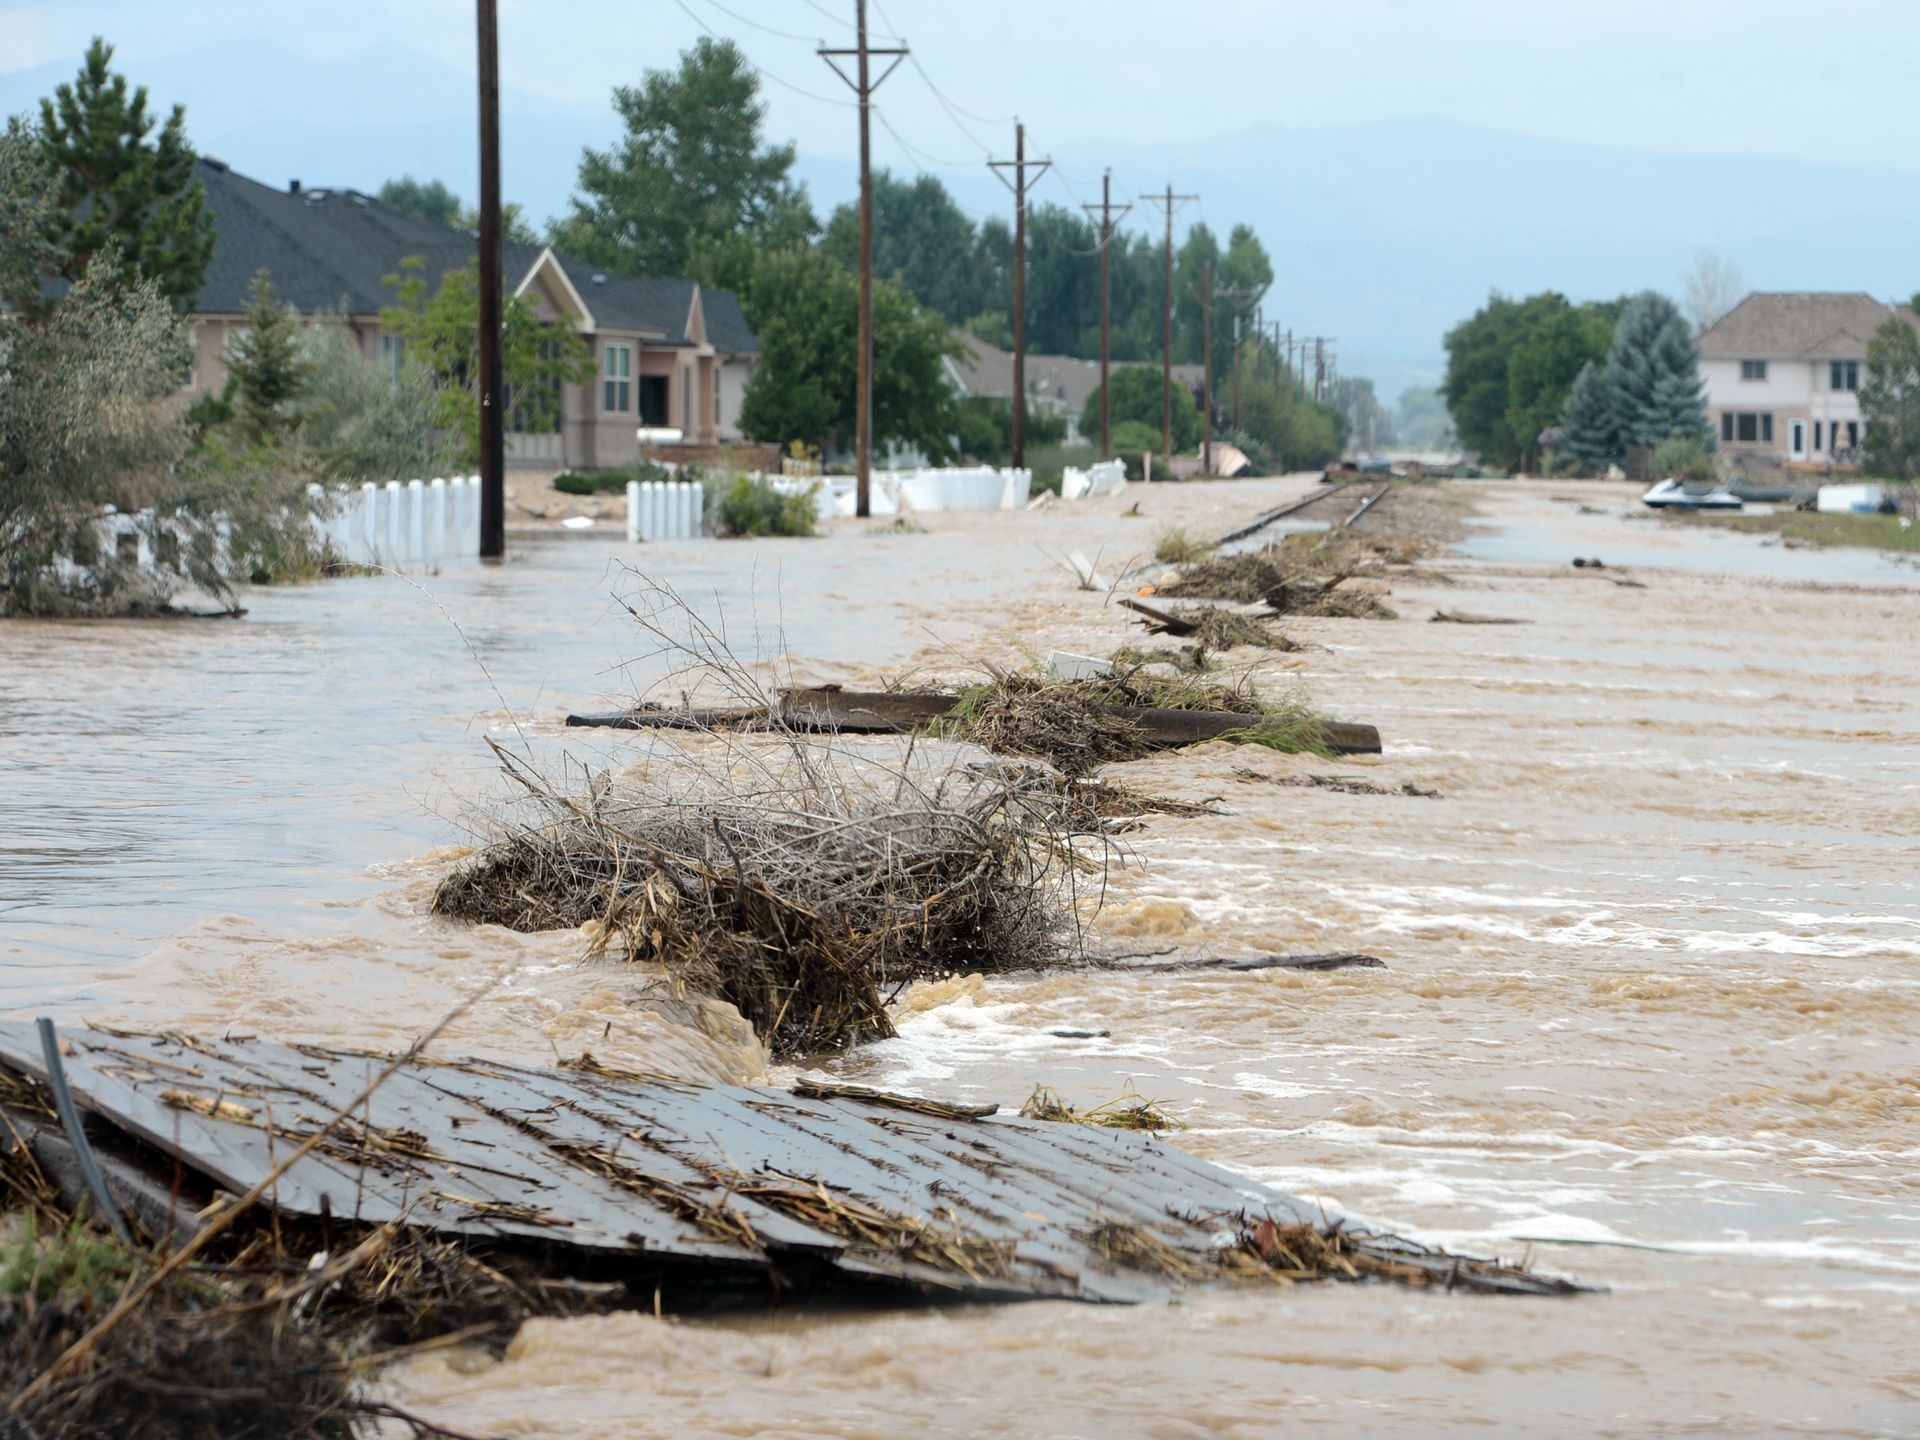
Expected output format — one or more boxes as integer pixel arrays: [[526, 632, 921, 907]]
[[736, 247, 961, 460], [1081, 364, 1201, 453], [557, 38, 815, 277], [379, 256, 595, 466]]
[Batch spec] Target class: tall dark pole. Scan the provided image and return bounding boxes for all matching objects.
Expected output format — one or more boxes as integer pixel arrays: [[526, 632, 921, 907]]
[[1082, 172, 1129, 455], [991, 124, 1048, 470], [476, 0, 504, 560], [1160, 188, 1173, 466], [1141, 184, 1196, 470], [1199, 260, 1212, 474], [854, 2, 872, 515], [819, 8, 905, 518]]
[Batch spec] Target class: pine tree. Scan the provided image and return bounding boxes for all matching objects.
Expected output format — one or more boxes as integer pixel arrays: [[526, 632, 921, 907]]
[[1556, 359, 1616, 474], [37, 36, 214, 312], [225, 271, 307, 444], [1603, 291, 1709, 451]]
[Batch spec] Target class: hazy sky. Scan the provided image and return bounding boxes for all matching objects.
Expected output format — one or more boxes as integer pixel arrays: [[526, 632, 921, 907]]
[[5, 0, 1917, 173]]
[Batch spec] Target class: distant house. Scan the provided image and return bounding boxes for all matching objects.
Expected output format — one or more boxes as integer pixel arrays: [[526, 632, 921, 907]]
[[943, 332, 1205, 444], [184, 158, 759, 469], [1699, 292, 1920, 471]]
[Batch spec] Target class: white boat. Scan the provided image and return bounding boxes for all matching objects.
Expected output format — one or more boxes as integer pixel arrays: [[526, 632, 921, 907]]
[[1642, 479, 1743, 511]]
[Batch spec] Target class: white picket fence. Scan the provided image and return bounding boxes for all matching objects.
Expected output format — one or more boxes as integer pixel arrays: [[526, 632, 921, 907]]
[[1060, 459, 1127, 501], [312, 475, 485, 571], [625, 479, 705, 541]]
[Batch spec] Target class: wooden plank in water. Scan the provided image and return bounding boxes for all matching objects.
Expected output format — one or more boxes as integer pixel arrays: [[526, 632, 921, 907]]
[[0, 1023, 1581, 1301]]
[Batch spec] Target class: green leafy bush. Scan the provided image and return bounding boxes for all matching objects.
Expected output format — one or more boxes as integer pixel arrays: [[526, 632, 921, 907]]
[[1110, 420, 1163, 480], [1652, 433, 1716, 483], [553, 462, 672, 495], [715, 474, 818, 537]]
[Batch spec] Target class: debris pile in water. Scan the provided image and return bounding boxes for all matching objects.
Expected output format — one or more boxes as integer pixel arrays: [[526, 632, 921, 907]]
[[940, 664, 1331, 777], [434, 737, 1087, 1056], [1156, 529, 1418, 619]]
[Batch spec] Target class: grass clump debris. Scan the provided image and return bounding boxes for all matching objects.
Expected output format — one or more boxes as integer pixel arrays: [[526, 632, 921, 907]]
[[1019, 1085, 1184, 1131], [1152, 524, 1216, 566]]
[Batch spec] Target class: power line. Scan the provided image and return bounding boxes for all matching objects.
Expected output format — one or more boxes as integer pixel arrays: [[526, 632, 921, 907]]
[[670, 0, 854, 107], [694, 0, 827, 43], [870, 0, 1013, 125], [872, 105, 977, 171], [802, 0, 904, 42]]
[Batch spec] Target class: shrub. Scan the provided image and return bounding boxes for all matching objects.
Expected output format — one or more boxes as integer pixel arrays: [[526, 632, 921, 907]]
[[553, 462, 670, 496], [1110, 420, 1162, 480], [1652, 433, 1716, 484], [714, 474, 818, 537], [1024, 442, 1081, 496]]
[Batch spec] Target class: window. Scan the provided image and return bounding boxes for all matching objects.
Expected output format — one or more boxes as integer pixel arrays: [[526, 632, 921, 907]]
[[379, 334, 405, 384], [1847, 420, 1860, 450], [1730, 412, 1774, 443], [603, 344, 631, 412], [1763, 414, 1774, 443], [638, 375, 669, 426], [714, 379, 722, 425], [1721, 412, 1734, 442], [682, 370, 691, 430], [1814, 421, 1823, 450], [1831, 359, 1860, 391], [1740, 359, 1767, 381]]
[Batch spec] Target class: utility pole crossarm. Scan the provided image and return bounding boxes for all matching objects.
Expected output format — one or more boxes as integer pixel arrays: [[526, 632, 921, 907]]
[[1082, 175, 1131, 456], [819, 1, 907, 519], [1140, 186, 1198, 467], [989, 124, 1049, 469]]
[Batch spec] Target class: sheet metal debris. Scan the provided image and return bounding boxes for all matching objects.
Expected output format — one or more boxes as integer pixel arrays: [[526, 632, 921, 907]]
[[0, 1022, 1580, 1302]]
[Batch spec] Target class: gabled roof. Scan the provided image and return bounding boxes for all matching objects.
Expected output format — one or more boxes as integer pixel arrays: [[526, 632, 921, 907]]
[[189, 158, 752, 351], [702, 289, 756, 355], [1700, 292, 1920, 360], [948, 332, 1204, 410]]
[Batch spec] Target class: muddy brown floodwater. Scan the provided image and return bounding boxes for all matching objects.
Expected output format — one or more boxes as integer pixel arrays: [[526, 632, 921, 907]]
[[3, 479, 1917, 1437]]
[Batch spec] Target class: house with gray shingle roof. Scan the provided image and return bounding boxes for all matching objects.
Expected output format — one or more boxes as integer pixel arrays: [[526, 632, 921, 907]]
[[1699, 292, 1919, 471], [185, 157, 758, 469]]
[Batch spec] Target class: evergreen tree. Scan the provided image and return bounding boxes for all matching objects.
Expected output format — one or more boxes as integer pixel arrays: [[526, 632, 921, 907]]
[[1557, 360, 1616, 473], [1860, 315, 1920, 478], [36, 36, 214, 312], [1602, 291, 1709, 451], [224, 271, 308, 444]]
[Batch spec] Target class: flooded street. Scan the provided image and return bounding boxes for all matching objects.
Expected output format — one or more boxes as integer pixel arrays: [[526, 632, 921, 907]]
[[4, 479, 1917, 1436]]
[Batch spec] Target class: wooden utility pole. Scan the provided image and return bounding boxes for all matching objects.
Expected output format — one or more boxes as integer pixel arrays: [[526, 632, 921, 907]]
[[820, 4, 906, 517], [990, 123, 1048, 469], [1211, 283, 1265, 429], [1081, 170, 1130, 455], [475, 0, 504, 560], [1141, 185, 1197, 468], [1199, 261, 1212, 473]]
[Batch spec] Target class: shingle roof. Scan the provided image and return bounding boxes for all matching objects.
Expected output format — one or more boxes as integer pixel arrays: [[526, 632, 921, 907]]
[[190, 158, 752, 350], [702, 289, 756, 355], [1699, 292, 1919, 360], [949, 332, 1204, 410]]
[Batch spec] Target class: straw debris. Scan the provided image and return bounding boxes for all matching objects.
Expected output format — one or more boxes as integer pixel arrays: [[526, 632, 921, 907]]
[[1019, 1085, 1184, 1131]]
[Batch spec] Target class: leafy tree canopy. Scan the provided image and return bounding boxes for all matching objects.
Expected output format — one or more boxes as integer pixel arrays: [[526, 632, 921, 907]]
[[557, 38, 815, 278], [35, 35, 214, 312], [1861, 315, 1920, 478], [379, 256, 596, 466], [1444, 291, 1616, 469], [378, 175, 463, 227], [736, 247, 961, 461], [824, 171, 994, 326], [1082, 364, 1202, 454]]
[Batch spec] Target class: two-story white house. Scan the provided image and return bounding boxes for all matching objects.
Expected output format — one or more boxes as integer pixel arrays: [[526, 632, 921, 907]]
[[1699, 292, 1920, 471]]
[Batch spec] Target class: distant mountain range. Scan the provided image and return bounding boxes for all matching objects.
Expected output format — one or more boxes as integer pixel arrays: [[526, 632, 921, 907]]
[[9, 42, 1920, 401]]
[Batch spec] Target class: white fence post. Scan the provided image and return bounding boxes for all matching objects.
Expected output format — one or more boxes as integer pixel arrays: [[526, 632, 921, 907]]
[[428, 477, 448, 566], [384, 481, 403, 563], [626, 481, 642, 542], [407, 479, 426, 562]]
